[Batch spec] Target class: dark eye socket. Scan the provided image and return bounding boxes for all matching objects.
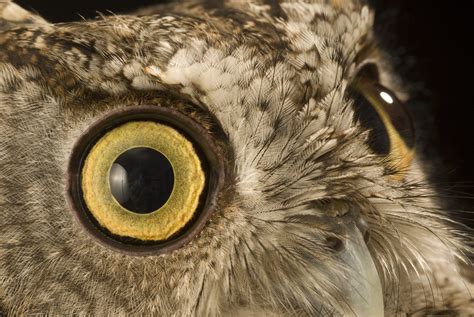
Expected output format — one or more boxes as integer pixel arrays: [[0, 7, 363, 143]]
[[349, 63, 415, 155]]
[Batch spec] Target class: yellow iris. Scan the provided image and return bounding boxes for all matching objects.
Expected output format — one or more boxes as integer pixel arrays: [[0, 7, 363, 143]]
[[81, 121, 205, 241]]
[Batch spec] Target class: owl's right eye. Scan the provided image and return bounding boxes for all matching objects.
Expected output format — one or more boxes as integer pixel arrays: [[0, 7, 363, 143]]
[[67, 105, 224, 256], [349, 63, 415, 178]]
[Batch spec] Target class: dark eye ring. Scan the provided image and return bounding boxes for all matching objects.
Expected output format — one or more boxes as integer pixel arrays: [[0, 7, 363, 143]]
[[66, 105, 225, 256]]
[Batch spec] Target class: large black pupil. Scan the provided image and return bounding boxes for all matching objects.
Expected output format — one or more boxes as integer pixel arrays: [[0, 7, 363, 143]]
[[350, 89, 390, 155], [109, 147, 174, 214]]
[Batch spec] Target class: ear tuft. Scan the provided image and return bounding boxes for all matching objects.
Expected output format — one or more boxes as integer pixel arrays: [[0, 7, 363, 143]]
[[0, 1, 49, 30]]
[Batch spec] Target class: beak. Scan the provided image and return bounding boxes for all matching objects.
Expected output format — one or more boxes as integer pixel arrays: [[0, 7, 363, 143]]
[[337, 221, 384, 316]]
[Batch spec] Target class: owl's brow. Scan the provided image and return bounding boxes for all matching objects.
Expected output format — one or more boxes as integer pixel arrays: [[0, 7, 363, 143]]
[[202, 0, 287, 18]]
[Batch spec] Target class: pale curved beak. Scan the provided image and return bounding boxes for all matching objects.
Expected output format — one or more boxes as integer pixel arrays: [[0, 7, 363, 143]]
[[337, 221, 384, 316]]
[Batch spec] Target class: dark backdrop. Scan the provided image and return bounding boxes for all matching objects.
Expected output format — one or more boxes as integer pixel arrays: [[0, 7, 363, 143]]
[[15, 0, 474, 228]]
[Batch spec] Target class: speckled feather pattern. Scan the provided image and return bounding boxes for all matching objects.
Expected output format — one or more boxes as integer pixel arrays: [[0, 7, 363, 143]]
[[0, 0, 472, 315]]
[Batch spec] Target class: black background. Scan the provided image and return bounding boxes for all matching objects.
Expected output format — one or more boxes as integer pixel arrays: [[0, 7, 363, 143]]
[[14, 0, 474, 228]]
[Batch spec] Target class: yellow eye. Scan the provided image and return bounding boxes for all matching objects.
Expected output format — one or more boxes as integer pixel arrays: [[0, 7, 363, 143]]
[[82, 121, 205, 241], [67, 106, 224, 255], [350, 64, 415, 179]]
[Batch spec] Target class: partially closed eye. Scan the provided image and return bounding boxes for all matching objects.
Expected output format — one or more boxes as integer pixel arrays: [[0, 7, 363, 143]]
[[349, 63, 415, 178]]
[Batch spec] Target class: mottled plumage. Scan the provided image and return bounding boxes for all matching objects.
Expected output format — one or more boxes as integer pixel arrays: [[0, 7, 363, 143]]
[[0, 0, 472, 315]]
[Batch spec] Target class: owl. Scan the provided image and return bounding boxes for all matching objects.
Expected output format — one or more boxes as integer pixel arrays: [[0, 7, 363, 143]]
[[0, 0, 472, 315]]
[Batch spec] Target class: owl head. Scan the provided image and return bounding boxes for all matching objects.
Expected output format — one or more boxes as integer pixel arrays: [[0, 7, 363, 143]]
[[0, 0, 472, 315]]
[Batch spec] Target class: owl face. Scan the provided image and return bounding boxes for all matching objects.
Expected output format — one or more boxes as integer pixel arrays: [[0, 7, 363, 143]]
[[0, 0, 472, 316]]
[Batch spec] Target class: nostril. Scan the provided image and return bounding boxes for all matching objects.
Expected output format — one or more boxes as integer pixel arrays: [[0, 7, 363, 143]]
[[363, 230, 371, 244], [326, 236, 344, 252]]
